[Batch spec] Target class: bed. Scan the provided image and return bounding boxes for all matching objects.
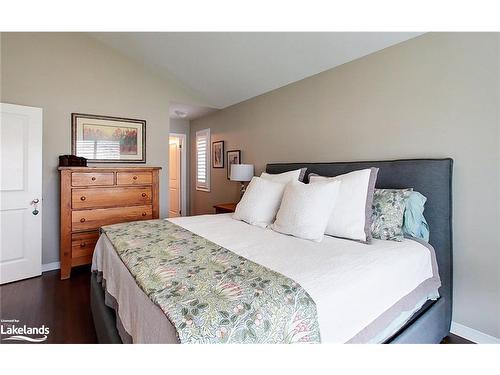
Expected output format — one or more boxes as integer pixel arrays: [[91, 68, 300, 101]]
[[90, 158, 453, 343]]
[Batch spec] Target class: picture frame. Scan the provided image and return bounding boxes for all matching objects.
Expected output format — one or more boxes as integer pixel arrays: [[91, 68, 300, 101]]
[[71, 113, 146, 163], [212, 141, 224, 168], [226, 150, 241, 179]]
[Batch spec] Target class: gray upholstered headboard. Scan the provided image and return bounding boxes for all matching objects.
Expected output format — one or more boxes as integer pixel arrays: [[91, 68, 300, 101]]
[[266, 158, 453, 323]]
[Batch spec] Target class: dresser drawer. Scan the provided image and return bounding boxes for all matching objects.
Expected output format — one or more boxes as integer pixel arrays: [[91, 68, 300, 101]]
[[72, 187, 152, 210], [117, 171, 152, 185], [72, 205, 153, 232], [71, 231, 99, 258], [72, 172, 114, 187]]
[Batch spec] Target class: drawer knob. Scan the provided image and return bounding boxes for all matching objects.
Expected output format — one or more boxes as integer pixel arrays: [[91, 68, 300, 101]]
[[80, 242, 86, 247], [142, 212, 147, 216], [141, 193, 147, 198], [91, 177, 96, 181], [133, 176, 138, 180], [80, 218, 86, 223], [80, 196, 86, 201]]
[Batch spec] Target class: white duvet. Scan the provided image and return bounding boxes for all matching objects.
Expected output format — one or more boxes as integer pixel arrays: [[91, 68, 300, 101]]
[[169, 214, 435, 343]]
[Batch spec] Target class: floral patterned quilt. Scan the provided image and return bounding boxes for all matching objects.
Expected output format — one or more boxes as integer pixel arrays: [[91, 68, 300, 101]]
[[101, 219, 321, 344]]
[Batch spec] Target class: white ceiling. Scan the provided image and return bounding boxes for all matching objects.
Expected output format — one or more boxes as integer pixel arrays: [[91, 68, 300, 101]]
[[91, 32, 423, 109], [169, 102, 217, 120]]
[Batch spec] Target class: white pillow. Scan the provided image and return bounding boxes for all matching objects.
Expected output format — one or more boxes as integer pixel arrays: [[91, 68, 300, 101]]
[[260, 168, 306, 184], [233, 177, 286, 228], [309, 168, 378, 243], [271, 180, 341, 242]]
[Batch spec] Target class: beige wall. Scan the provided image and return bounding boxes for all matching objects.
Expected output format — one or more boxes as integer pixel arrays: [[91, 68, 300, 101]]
[[191, 33, 500, 337], [0, 32, 208, 265]]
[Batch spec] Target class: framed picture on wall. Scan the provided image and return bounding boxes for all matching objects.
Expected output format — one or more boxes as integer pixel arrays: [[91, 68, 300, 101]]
[[212, 141, 224, 168], [226, 149, 241, 179], [71, 113, 146, 163]]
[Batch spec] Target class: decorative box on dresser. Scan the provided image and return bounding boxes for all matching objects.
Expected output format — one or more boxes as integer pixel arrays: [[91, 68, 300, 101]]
[[59, 166, 161, 280]]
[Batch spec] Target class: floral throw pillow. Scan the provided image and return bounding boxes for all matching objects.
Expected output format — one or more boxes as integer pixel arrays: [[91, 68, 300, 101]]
[[371, 188, 412, 241]]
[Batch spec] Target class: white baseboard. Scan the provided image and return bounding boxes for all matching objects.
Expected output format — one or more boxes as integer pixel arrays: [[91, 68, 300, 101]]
[[451, 321, 500, 344], [41, 261, 60, 273]]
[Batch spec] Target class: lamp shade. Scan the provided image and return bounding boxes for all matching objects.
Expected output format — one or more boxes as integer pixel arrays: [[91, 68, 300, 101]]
[[230, 164, 254, 182]]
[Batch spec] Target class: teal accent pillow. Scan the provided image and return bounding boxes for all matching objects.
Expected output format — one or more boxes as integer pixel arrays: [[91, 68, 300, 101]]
[[371, 189, 412, 241], [403, 191, 430, 242]]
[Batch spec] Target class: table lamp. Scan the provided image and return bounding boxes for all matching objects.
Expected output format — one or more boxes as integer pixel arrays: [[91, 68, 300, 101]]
[[230, 164, 254, 197]]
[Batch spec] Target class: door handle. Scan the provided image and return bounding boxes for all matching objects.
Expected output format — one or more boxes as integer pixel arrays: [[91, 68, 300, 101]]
[[30, 198, 40, 215]]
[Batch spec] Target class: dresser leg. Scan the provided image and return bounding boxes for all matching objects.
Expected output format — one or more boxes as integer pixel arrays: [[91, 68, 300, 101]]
[[60, 264, 71, 280]]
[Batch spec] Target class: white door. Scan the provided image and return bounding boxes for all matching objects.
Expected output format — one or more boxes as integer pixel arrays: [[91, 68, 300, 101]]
[[168, 136, 181, 218], [0, 103, 43, 284]]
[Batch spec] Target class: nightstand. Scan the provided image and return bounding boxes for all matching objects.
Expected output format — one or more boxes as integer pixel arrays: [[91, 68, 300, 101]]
[[213, 203, 237, 214]]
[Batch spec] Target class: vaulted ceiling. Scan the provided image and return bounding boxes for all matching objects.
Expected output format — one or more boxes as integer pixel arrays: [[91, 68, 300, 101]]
[[91, 32, 422, 109]]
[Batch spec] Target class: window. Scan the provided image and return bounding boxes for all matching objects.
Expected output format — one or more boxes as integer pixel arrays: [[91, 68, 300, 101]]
[[195, 128, 210, 191]]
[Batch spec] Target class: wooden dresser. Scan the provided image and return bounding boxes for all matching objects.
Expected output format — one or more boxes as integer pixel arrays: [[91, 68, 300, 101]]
[[59, 166, 161, 279]]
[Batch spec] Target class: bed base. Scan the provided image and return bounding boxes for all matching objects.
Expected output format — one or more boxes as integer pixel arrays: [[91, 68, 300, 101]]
[[90, 273, 122, 344]]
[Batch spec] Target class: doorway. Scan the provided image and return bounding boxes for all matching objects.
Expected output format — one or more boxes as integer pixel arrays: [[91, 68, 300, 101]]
[[169, 133, 187, 217]]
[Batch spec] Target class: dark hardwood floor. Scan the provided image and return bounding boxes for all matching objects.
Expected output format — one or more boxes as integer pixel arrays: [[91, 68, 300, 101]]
[[0, 266, 97, 343], [0, 267, 473, 344], [441, 334, 473, 344]]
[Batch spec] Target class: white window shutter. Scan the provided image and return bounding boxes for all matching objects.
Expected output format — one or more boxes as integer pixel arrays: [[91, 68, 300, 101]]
[[195, 128, 210, 191]]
